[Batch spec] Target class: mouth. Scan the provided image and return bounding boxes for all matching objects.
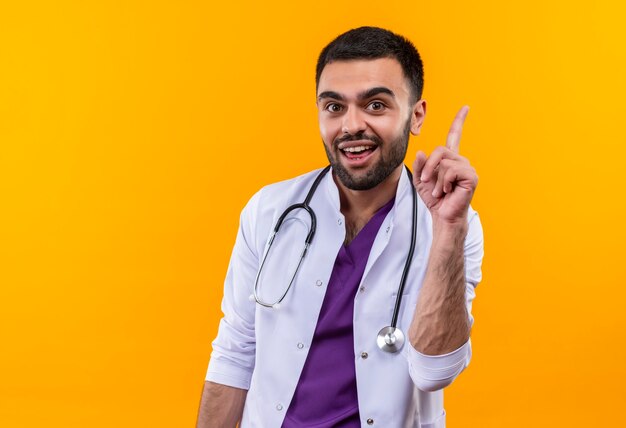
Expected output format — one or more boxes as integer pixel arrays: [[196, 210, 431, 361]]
[[338, 140, 378, 165]]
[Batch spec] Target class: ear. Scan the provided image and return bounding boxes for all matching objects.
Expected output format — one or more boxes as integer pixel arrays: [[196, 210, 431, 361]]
[[410, 99, 427, 135]]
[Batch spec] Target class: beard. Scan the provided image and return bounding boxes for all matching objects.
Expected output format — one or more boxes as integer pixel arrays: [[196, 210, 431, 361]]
[[323, 117, 411, 191]]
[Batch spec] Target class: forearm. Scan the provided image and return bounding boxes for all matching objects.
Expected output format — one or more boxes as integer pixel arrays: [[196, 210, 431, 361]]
[[408, 221, 470, 355], [196, 381, 247, 428]]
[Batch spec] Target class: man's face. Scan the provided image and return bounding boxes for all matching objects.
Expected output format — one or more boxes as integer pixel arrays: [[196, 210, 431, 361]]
[[316, 58, 424, 191]]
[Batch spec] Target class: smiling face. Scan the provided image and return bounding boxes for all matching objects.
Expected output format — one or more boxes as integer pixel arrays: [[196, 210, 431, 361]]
[[317, 57, 426, 191]]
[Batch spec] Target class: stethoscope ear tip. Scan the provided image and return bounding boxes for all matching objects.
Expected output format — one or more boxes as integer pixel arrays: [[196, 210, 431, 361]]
[[273, 303, 282, 310], [248, 294, 256, 302]]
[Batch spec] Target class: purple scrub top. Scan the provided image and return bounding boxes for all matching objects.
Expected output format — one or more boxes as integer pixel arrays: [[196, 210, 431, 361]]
[[282, 197, 395, 427]]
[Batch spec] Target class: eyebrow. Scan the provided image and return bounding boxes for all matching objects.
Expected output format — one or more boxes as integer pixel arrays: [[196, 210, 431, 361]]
[[317, 91, 345, 101], [317, 86, 396, 102], [360, 87, 395, 100]]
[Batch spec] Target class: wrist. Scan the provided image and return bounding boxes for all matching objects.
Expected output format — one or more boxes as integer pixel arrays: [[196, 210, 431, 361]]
[[432, 216, 468, 240]]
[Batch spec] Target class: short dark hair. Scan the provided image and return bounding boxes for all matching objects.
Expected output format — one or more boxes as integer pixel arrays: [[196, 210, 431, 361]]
[[315, 26, 424, 104]]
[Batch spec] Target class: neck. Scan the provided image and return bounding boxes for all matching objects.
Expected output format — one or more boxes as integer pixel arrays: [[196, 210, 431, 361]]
[[334, 165, 403, 244]]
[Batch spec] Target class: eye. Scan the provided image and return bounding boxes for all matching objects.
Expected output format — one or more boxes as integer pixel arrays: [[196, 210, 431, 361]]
[[367, 101, 386, 112], [324, 102, 343, 113]]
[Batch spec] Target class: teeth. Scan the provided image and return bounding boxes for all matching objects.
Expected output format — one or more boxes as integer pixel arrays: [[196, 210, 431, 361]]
[[343, 145, 371, 153]]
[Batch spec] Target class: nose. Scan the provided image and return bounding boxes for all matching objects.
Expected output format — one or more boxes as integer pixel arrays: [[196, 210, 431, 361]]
[[341, 106, 367, 135]]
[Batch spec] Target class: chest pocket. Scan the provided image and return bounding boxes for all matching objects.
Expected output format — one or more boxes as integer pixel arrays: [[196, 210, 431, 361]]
[[385, 255, 427, 331]]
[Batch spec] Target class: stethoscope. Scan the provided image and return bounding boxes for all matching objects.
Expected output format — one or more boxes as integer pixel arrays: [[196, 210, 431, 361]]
[[250, 165, 418, 353]]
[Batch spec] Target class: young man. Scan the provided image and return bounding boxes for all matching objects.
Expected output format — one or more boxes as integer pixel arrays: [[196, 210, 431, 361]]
[[197, 27, 483, 428]]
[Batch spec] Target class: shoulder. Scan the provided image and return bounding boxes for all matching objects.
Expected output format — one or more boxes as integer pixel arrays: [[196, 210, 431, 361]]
[[258, 168, 327, 199], [466, 205, 483, 242], [464, 204, 484, 285], [238, 167, 328, 241], [245, 168, 328, 214]]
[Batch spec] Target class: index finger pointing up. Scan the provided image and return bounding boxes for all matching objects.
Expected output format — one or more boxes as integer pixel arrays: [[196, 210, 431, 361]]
[[446, 105, 470, 153]]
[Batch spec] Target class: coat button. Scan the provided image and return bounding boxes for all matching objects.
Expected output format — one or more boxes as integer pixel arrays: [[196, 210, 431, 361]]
[[361, 352, 368, 359], [316, 280, 323, 287], [297, 342, 304, 349], [367, 418, 374, 425], [338, 219, 343, 226], [276, 404, 283, 411], [359, 286, 365, 293]]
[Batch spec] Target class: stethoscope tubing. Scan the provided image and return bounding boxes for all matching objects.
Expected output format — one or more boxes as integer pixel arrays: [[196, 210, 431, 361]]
[[390, 167, 418, 328]]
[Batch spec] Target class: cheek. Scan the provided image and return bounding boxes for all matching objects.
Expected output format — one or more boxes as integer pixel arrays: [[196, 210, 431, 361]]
[[369, 116, 403, 140], [318, 118, 339, 144]]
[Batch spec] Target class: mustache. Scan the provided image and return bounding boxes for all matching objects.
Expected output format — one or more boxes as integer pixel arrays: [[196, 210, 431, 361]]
[[334, 132, 383, 146]]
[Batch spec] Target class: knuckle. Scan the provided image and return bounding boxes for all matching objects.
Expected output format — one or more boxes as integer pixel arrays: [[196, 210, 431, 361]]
[[433, 146, 446, 157]]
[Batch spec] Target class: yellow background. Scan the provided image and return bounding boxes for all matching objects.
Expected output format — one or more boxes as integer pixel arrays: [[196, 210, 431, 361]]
[[1, 0, 625, 426]]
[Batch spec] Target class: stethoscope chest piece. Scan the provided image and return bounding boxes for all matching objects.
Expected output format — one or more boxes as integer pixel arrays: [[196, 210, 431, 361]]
[[377, 326, 405, 353]]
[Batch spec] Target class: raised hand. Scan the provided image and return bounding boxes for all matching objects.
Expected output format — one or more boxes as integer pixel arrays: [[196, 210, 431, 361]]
[[412, 106, 478, 226]]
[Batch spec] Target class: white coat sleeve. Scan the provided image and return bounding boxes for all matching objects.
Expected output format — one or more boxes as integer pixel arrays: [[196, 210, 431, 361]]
[[407, 208, 484, 392], [205, 191, 262, 390]]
